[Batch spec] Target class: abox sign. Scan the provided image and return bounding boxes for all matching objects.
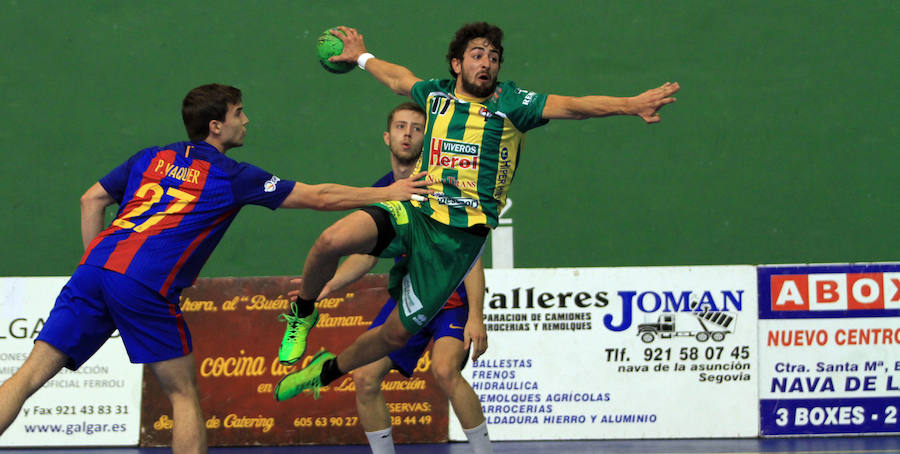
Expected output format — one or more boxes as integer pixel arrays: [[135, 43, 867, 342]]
[[758, 263, 900, 436], [759, 264, 900, 319]]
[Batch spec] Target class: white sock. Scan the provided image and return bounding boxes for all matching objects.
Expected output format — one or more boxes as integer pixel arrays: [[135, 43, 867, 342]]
[[364, 427, 395, 454], [462, 420, 493, 454]]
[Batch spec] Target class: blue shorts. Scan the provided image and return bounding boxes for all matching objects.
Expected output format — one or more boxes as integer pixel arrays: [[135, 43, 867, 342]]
[[369, 298, 468, 377], [36, 265, 192, 370]]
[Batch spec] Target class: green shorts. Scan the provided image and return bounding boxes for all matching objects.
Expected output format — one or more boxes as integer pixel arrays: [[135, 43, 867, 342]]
[[363, 201, 487, 334]]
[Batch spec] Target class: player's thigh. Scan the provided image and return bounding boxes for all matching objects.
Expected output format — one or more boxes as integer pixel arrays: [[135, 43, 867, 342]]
[[14, 341, 70, 392], [369, 298, 429, 376], [381, 305, 415, 345], [317, 209, 381, 255], [147, 353, 199, 397]]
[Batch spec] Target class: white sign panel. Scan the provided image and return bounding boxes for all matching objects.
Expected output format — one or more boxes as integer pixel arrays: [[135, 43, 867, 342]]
[[450, 266, 758, 440], [0, 277, 143, 447]]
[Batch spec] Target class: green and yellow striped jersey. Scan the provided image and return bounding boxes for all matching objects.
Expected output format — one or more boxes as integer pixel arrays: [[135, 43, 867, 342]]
[[410, 79, 548, 228]]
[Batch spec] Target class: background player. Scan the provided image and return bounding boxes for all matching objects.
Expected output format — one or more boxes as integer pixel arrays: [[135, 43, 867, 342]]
[[288, 102, 492, 454], [0, 84, 429, 454], [273, 23, 678, 402]]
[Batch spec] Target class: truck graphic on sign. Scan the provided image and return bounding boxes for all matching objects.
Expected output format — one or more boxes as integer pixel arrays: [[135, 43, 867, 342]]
[[637, 302, 736, 343]]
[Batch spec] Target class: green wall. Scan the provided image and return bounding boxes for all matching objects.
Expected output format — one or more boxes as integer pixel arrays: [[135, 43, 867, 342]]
[[1, 1, 897, 277]]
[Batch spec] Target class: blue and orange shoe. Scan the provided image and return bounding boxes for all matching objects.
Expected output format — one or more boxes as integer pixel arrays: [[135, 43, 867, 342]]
[[277, 302, 319, 365], [273, 350, 335, 401]]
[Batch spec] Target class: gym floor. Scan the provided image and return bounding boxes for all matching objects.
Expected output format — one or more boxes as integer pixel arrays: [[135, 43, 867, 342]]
[[2, 436, 900, 454]]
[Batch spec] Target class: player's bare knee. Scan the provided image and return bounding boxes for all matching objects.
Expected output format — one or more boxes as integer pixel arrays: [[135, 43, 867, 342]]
[[313, 225, 358, 257], [432, 362, 461, 392], [352, 370, 381, 396], [311, 230, 340, 256]]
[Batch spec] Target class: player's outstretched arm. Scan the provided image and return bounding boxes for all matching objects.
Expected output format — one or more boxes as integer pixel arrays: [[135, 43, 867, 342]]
[[328, 26, 422, 97], [542, 82, 680, 123], [80, 182, 116, 250], [279, 171, 431, 210]]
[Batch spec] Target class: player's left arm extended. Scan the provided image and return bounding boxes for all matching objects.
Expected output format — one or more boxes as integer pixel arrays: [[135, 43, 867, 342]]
[[542, 82, 679, 123], [279, 172, 431, 210], [80, 182, 116, 250], [464, 257, 488, 361], [364, 58, 422, 98]]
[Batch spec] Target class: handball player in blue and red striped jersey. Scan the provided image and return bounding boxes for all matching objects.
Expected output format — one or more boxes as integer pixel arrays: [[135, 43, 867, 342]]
[[0, 83, 429, 454]]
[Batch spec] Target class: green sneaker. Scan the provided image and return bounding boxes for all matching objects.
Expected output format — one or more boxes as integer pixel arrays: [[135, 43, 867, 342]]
[[277, 303, 319, 365], [273, 350, 335, 401]]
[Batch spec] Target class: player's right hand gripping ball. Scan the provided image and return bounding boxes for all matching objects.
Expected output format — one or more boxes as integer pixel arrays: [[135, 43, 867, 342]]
[[317, 28, 355, 74]]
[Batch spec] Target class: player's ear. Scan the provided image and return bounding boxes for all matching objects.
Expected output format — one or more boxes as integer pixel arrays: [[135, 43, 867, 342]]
[[383, 131, 391, 147], [451, 58, 462, 76], [208, 119, 222, 136]]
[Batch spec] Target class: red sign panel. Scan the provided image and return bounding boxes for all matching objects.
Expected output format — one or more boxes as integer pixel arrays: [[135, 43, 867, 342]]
[[139, 275, 448, 446]]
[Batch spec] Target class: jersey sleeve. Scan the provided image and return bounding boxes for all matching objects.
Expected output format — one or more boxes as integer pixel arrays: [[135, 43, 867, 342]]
[[410, 79, 442, 110], [98, 149, 145, 204], [501, 82, 550, 132], [230, 162, 296, 210]]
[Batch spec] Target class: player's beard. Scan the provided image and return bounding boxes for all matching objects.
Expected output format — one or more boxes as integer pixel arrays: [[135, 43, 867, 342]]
[[391, 149, 419, 167], [460, 71, 497, 98], [390, 136, 422, 166]]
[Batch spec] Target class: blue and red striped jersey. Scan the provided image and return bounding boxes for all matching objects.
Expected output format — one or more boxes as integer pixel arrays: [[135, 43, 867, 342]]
[[373, 171, 468, 310], [80, 141, 295, 299]]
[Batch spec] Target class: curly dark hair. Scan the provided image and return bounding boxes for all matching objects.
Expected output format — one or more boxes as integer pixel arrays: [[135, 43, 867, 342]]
[[446, 22, 504, 78]]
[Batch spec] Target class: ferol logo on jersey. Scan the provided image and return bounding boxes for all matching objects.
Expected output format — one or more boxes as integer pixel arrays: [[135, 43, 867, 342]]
[[430, 138, 479, 170]]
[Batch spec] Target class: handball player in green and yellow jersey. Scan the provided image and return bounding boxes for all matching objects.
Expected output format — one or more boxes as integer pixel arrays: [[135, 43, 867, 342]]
[[274, 22, 679, 408]]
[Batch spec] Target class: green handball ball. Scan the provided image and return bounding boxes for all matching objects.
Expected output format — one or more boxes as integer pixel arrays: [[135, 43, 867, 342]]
[[317, 29, 355, 74]]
